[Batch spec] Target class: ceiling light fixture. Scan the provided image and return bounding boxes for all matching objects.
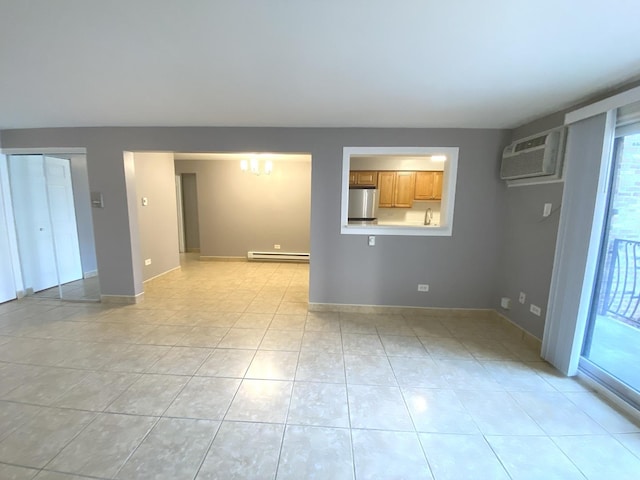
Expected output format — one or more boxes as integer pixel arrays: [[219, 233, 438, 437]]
[[241, 156, 273, 175], [431, 155, 447, 162]]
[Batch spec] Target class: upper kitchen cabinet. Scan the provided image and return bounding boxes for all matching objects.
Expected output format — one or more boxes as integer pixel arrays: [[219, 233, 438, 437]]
[[378, 171, 416, 208], [349, 170, 377, 187], [415, 171, 443, 200]]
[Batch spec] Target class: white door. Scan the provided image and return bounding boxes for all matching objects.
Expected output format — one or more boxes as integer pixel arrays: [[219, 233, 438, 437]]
[[9, 155, 59, 292], [45, 156, 83, 284], [0, 166, 17, 303]]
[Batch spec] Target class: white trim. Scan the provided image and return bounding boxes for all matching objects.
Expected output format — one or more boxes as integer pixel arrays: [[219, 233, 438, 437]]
[[199, 256, 245, 262], [100, 292, 144, 304], [568, 111, 616, 373], [565, 85, 640, 125], [83, 270, 98, 279], [309, 302, 494, 318], [142, 265, 181, 283], [340, 146, 459, 237], [507, 178, 564, 188]]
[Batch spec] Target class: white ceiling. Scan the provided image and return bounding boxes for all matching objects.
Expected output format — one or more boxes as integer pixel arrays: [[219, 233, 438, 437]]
[[1, 1, 640, 130]]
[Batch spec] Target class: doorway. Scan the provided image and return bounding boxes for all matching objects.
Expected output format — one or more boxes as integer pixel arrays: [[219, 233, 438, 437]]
[[581, 128, 640, 405], [5, 154, 100, 302], [180, 173, 200, 253]]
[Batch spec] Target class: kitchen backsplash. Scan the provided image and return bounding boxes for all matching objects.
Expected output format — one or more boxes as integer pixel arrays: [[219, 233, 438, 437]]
[[378, 200, 441, 225]]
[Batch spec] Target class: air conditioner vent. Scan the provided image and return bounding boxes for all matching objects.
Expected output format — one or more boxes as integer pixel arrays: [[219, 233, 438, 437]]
[[501, 127, 566, 183]]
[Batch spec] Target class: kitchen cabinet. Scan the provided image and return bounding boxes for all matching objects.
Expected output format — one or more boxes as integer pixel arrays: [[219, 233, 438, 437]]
[[415, 171, 443, 200], [349, 170, 377, 187], [378, 171, 416, 208]]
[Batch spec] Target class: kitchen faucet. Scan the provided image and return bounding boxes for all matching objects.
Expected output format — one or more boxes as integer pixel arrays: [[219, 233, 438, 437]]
[[424, 208, 432, 225]]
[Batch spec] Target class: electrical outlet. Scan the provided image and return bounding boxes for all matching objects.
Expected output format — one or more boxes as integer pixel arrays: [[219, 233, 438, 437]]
[[530, 304, 542, 316], [368, 236, 375, 247], [144, 258, 152, 266], [543, 203, 552, 217], [519, 292, 526, 304], [418, 284, 429, 292], [274, 244, 281, 250], [141, 197, 148, 206], [500, 297, 511, 309]]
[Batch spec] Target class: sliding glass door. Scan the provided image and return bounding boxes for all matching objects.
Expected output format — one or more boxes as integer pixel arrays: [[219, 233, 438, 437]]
[[582, 119, 640, 404]]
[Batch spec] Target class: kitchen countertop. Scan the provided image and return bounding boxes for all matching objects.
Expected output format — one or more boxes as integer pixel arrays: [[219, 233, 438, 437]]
[[375, 220, 438, 227], [347, 219, 439, 227]]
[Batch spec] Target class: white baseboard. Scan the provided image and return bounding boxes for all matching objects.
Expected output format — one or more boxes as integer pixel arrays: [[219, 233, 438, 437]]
[[100, 292, 144, 304], [308, 302, 494, 318], [199, 256, 246, 262], [492, 310, 543, 350], [83, 270, 98, 279], [143, 265, 181, 283]]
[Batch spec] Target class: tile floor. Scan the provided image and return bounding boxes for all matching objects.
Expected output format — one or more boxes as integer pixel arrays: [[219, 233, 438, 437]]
[[33, 277, 101, 302], [0, 256, 639, 479]]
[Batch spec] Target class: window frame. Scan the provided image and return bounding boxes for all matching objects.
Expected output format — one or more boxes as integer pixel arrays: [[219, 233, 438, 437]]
[[340, 146, 459, 236]]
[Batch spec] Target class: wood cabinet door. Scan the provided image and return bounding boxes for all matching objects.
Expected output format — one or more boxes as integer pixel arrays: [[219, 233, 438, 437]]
[[433, 171, 443, 200], [394, 172, 416, 207], [414, 171, 435, 200], [356, 171, 377, 186], [378, 172, 396, 207], [349, 172, 357, 185]]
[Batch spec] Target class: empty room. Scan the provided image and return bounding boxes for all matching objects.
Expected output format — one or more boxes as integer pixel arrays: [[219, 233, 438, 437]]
[[1, 1, 640, 479]]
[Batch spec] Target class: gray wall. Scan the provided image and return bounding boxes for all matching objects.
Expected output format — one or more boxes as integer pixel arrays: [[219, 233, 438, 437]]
[[133, 152, 180, 282], [492, 115, 566, 338], [175, 158, 311, 257], [69, 154, 98, 276], [0, 127, 509, 308], [181, 173, 200, 251]]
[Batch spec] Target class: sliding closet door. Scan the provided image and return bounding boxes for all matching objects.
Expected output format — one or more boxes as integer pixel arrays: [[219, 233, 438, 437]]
[[0, 167, 17, 303], [45, 156, 83, 285], [9, 155, 60, 293]]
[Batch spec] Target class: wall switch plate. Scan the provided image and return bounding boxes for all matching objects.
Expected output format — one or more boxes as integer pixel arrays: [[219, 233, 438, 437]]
[[543, 203, 552, 217], [519, 292, 526, 304], [500, 297, 511, 309], [274, 244, 281, 250], [418, 284, 429, 292], [144, 258, 152, 266], [368, 236, 375, 246], [141, 197, 149, 206], [530, 304, 542, 316], [91, 192, 104, 208]]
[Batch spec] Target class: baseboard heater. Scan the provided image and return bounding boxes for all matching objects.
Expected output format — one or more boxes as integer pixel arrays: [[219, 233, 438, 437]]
[[247, 251, 310, 262]]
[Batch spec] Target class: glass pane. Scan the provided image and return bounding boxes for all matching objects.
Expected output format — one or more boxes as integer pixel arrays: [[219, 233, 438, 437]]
[[582, 132, 640, 393]]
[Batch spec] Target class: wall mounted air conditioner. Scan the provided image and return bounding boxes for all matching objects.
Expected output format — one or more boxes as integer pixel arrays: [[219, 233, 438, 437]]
[[500, 127, 566, 184]]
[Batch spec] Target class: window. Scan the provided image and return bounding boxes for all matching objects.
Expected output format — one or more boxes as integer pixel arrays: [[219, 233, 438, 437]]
[[340, 147, 459, 236]]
